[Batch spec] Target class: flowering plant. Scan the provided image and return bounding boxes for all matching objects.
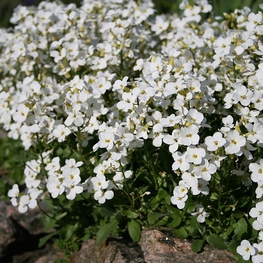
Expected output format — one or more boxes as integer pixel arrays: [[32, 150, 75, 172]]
[[1, 0, 263, 261]]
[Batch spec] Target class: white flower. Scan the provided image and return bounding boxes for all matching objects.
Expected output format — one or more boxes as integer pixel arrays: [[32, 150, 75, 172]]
[[47, 176, 65, 198], [94, 189, 114, 204], [96, 131, 115, 151], [173, 181, 189, 197], [117, 92, 136, 112], [237, 240, 255, 261], [204, 132, 226, 152], [53, 124, 71, 142], [185, 146, 206, 165], [232, 84, 253, 106], [12, 104, 30, 123], [179, 125, 200, 146], [151, 15, 169, 35], [172, 151, 190, 172], [193, 159, 217, 181], [213, 36, 232, 55], [45, 157, 61, 176], [252, 242, 263, 263], [62, 167, 81, 185], [91, 175, 109, 191], [113, 76, 129, 91], [171, 191, 188, 209], [224, 130, 246, 155], [163, 129, 180, 153], [249, 160, 263, 183], [8, 184, 20, 206], [191, 204, 209, 223], [182, 171, 198, 188], [191, 179, 209, 196], [255, 181, 263, 199], [65, 183, 83, 200]]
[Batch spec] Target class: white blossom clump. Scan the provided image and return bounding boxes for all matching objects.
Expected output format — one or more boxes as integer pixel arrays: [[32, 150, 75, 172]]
[[1, 0, 263, 259]]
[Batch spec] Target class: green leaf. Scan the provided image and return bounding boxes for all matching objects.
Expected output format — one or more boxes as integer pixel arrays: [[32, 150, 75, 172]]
[[234, 218, 247, 239], [42, 217, 59, 231], [155, 216, 168, 226], [206, 234, 227, 250], [56, 212, 68, 220], [191, 239, 205, 253], [65, 223, 80, 239], [222, 224, 234, 239], [168, 216, 182, 228], [210, 192, 218, 200], [39, 232, 57, 248], [96, 219, 118, 244], [138, 185, 149, 195], [97, 207, 114, 217], [228, 239, 241, 255], [173, 227, 188, 239], [148, 196, 160, 210], [148, 212, 165, 225], [233, 211, 244, 219], [157, 188, 169, 199], [186, 217, 199, 237], [122, 209, 139, 219], [128, 219, 141, 242]]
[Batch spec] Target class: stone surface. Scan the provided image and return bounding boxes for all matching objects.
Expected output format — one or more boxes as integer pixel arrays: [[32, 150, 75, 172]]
[[71, 228, 237, 263], [71, 238, 145, 263], [139, 228, 236, 263], [0, 200, 65, 263]]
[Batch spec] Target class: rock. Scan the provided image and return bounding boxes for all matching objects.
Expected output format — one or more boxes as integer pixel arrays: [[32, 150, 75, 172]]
[[71, 228, 238, 263], [71, 237, 145, 263], [0, 201, 18, 258], [139, 228, 236, 263], [11, 243, 65, 263], [0, 200, 65, 263]]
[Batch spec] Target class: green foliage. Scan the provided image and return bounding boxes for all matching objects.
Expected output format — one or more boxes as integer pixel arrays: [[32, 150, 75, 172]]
[[128, 219, 141, 242], [210, 0, 262, 15], [206, 234, 228, 250], [0, 136, 33, 198], [96, 219, 119, 243]]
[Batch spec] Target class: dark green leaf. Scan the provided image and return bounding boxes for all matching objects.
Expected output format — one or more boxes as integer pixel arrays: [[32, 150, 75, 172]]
[[234, 218, 247, 239], [186, 217, 199, 237], [173, 227, 188, 239], [206, 234, 227, 250], [210, 193, 218, 200], [233, 212, 244, 219], [148, 196, 160, 210], [96, 219, 118, 244], [228, 239, 241, 255], [157, 188, 169, 199], [128, 219, 141, 242], [168, 217, 182, 228], [155, 216, 168, 226], [191, 239, 205, 253], [97, 207, 114, 217], [39, 232, 57, 248], [138, 185, 149, 195], [122, 210, 139, 219], [147, 212, 165, 225], [65, 223, 80, 239]]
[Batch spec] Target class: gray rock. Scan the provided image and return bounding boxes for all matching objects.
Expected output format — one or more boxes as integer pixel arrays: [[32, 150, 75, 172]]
[[0, 200, 65, 262], [71, 228, 237, 263]]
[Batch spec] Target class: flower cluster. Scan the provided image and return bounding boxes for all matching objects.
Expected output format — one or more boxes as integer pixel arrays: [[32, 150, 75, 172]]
[[1, 0, 263, 259]]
